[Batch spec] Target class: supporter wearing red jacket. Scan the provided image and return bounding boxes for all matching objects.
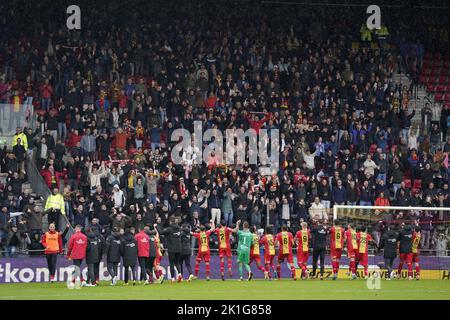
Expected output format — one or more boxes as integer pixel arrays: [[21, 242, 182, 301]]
[[245, 111, 271, 134], [66, 130, 82, 148], [40, 165, 65, 189], [374, 191, 390, 211], [67, 225, 88, 284]]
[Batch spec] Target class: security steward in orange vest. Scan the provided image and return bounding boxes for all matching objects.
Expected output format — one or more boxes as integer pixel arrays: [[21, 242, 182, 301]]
[[41, 222, 69, 283]]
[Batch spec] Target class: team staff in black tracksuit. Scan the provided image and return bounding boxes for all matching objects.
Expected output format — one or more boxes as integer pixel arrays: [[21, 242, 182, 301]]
[[86, 228, 104, 286], [397, 224, 414, 280], [105, 227, 122, 285], [311, 220, 328, 280], [156, 216, 183, 282], [379, 227, 398, 280], [180, 223, 193, 279], [121, 227, 138, 285]]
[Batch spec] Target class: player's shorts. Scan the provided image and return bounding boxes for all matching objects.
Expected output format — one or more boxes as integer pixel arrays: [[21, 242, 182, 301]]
[[355, 253, 368, 266], [331, 248, 343, 260], [154, 255, 162, 266], [237, 250, 250, 264], [412, 253, 420, 263], [219, 247, 232, 258], [250, 254, 261, 265], [196, 251, 211, 262], [264, 254, 275, 265], [277, 253, 294, 264], [297, 250, 309, 265], [347, 248, 356, 259], [400, 253, 413, 264]]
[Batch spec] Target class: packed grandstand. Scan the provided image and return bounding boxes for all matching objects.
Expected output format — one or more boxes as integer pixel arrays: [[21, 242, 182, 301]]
[[0, 0, 449, 267]]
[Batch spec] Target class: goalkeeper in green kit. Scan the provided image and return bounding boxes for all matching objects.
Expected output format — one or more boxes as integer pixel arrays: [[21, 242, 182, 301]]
[[233, 220, 254, 281]]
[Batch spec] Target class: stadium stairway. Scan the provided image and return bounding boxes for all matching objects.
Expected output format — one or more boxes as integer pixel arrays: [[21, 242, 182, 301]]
[[0, 172, 45, 208], [391, 72, 422, 125]]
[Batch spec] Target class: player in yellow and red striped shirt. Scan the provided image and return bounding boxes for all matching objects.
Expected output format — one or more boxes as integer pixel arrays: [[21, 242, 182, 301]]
[[345, 223, 358, 279], [294, 222, 310, 280], [330, 220, 345, 280], [260, 227, 276, 280], [275, 225, 295, 279], [192, 223, 215, 281], [412, 226, 421, 280], [214, 220, 233, 280], [249, 226, 265, 275], [356, 226, 374, 279]]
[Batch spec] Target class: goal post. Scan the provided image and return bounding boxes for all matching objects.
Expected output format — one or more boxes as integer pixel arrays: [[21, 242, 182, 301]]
[[333, 204, 450, 233], [332, 204, 450, 279]]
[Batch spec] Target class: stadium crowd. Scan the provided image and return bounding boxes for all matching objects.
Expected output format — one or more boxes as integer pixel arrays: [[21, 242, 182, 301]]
[[0, 0, 449, 258]]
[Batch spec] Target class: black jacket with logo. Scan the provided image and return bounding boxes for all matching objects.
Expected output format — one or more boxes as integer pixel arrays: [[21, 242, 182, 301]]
[[157, 223, 182, 253], [105, 232, 121, 263]]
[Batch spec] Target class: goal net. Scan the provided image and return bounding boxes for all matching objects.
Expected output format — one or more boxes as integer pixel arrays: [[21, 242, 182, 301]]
[[333, 205, 450, 280]]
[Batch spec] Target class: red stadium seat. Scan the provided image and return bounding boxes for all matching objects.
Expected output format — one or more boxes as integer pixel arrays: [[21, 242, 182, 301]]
[[435, 93, 444, 101], [430, 67, 441, 76], [413, 179, 422, 189], [426, 84, 435, 93], [438, 75, 448, 83], [420, 75, 428, 84], [436, 84, 446, 92], [428, 76, 439, 84], [422, 68, 431, 75], [432, 60, 442, 67], [445, 93, 450, 102]]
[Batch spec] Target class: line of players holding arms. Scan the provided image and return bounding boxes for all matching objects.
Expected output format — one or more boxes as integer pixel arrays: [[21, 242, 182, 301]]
[[195, 219, 421, 281], [42, 217, 421, 285]]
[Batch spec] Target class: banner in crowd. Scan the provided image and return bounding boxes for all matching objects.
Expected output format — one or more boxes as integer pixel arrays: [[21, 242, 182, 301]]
[[0, 103, 33, 135], [1, 255, 449, 283]]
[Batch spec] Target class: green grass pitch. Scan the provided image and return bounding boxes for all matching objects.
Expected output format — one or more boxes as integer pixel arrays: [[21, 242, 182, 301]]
[[0, 279, 449, 300]]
